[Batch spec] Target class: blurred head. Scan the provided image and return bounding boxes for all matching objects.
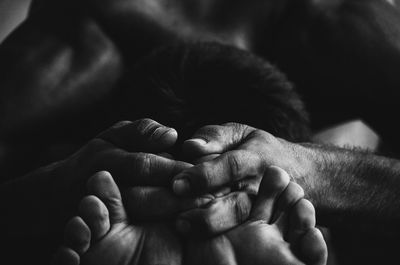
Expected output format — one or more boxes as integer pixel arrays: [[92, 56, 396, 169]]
[[115, 42, 310, 142]]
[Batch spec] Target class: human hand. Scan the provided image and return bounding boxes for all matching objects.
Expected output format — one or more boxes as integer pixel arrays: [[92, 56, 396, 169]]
[[170, 123, 316, 235], [53, 171, 183, 265], [183, 166, 327, 265], [0, 119, 191, 241]]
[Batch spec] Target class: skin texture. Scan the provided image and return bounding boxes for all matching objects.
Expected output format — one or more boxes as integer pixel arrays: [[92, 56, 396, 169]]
[[183, 167, 327, 265], [0, 119, 191, 264], [0, 11, 314, 263], [0, 118, 328, 265], [173, 123, 400, 233], [172, 122, 400, 264], [53, 168, 327, 265], [3, 0, 400, 263], [75, 0, 400, 153], [56, 171, 183, 265]]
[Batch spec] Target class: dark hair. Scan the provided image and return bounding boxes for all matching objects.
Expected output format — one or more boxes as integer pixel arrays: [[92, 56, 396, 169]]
[[1, 42, 310, 180], [115, 42, 310, 142]]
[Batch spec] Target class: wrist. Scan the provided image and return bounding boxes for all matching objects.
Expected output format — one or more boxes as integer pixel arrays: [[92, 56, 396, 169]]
[[277, 140, 330, 199], [277, 139, 318, 180]]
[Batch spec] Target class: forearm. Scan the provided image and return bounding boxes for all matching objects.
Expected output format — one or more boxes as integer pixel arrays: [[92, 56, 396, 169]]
[[295, 143, 400, 234]]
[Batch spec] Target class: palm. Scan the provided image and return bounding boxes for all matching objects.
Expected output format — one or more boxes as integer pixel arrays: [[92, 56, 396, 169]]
[[185, 220, 301, 265], [82, 221, 182, 265]]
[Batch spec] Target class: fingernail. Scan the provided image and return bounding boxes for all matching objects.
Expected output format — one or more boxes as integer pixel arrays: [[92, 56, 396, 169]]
[[153, 126, 177, 139], [176, 219, 191, 234], [193, 195, 214, 208], [173, 178, 191, 195], [213, 187, 232, 198], [185, 138, 207, 146]]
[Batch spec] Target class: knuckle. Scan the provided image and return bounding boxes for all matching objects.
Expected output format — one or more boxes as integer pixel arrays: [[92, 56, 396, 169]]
[[124, 188, 150, 218], [223, 122, 254, 139], [197, 164, 214, 190], [205, 198, 221, 212], [133, 187, 149, 200], [227, 152, 242, 178], [226, 150, 264, 179], [222, 122, 239, 127], [111, 120, 132, 129], [234, 178, 258, 194], [199, 211, 215, 232], [253, 129, 275, 142], [268, 167, 290, 192], [194, 125, 223, 141], [97, 121, 131, 140], [134, 118, 155, 126], [134, 118, 167, 141], [288, 182, 305, 200], [85, 138, 108, 154], [131, 187, 150, 207], [133, 152, 153, 177], [133, 118, 159, 134], [232, 193, 251, 224]]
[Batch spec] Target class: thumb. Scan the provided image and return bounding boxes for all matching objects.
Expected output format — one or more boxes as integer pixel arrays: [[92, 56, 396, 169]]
[[98, 119, 178, 152], [182, 123, 255, 158]]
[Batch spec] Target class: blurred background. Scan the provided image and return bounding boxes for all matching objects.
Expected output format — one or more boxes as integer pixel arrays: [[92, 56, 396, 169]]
[[0, 0, 30, 42]]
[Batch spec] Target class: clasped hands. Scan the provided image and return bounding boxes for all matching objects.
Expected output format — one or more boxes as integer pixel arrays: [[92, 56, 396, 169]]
[[47, 118, 326, 265]]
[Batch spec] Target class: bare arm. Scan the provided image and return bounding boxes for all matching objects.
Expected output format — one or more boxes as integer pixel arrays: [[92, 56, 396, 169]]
[[173, 123, 400, 236], [295, 143, 400, 233]]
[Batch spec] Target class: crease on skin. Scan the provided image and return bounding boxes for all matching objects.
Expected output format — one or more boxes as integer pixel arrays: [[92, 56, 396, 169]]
[[125, 225, 146, 265], [225, 235, 240, 265], [221, 123, 252, 151], [212, 235, 239, 265], [180, 193, 217, 211]]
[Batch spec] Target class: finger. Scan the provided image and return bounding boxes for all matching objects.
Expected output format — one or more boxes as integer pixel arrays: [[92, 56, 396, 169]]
[[176, 191, 252, 236], [299, 228, 328, 265], [192, 154, 220, 164], [123, 187, 214, 221], [288, 199, 316, 247], [97, 119, 178, 152], [157, 152, 174, 159], [123, 187, 180, 221], [96, 150, 192, 186], [250, 166, 290, 222], [87, 171, 127, 223], [172, 150, 264, 196], [182, 123, 255, 158], [64, 217, 91, 255], [78, 195, 110, 241], [273, 182, 305, 234], [52, 247, 80, 265]]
